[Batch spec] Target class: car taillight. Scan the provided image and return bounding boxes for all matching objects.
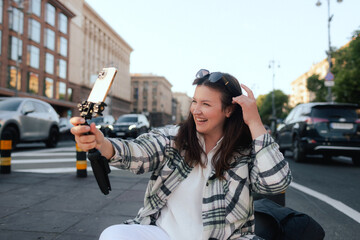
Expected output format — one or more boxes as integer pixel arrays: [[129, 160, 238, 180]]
[[305, 117, 329, 124], [356, 119, 360, 124]]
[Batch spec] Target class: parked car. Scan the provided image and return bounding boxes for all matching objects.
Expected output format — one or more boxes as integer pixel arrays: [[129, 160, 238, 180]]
[[276, 102, 360, 165], [111, 114, 150, 138], [59, 117, 75, 141], [0, 97, 60, 148], [88, 115, 115, 137]]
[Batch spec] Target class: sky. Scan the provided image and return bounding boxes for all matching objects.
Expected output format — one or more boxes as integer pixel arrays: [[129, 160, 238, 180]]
[[85, 0, 360, 98]]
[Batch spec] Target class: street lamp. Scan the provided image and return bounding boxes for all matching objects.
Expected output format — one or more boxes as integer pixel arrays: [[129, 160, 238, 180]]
[[268, 60, 280, 134], [316, 0, 343, 102], [7, 0, 27, 97]]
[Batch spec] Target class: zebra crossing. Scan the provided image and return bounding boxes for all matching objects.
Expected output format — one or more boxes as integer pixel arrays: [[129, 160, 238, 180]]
[[10, 146, 119, 174]]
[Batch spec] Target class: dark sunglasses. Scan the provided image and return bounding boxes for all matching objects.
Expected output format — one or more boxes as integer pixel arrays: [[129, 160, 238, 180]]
[[195, 69, 229, 85], [195, 69, 241, 97]]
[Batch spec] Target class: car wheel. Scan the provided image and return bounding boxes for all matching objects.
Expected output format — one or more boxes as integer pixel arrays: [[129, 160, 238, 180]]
[[45, 127, 59, 148], [292, 136, 305, 162], [1, 126, 19, 149]]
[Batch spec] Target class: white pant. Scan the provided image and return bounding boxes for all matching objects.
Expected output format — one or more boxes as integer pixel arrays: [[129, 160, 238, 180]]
[[99, 224, 170, 240]]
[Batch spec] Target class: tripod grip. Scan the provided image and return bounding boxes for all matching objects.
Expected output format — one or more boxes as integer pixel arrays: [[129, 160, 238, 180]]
[[88, 148, 112, 195]]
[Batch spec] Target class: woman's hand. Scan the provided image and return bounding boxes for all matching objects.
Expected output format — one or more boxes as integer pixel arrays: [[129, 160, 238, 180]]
[[70, 117, 105, 152], [232, 84, 267, 139]]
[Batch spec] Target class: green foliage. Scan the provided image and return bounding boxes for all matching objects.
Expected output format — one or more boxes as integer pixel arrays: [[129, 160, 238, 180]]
[[306, 74, 327, 102], [332, 31, 360, 104], [256, 90, 290, 126]]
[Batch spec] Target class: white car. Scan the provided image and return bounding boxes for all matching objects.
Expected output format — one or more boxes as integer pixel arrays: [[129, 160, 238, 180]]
[[0, 97, 60, 148]]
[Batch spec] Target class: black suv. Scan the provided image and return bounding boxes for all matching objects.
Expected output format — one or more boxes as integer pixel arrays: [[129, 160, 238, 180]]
[[111, 114, 150, 139], [276, 102, 360, 165]]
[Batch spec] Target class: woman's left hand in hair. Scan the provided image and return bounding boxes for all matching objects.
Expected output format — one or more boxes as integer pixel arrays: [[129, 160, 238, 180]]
[[232, 84, 267, 139]]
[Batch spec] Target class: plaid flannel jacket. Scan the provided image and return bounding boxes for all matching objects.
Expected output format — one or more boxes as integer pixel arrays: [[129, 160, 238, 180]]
[[108, 126, 292, 240]]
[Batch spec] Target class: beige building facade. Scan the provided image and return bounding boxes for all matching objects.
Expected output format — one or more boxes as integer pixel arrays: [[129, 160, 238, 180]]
[[173, 91, 192, 122], [59, 0, 133, 118], [131, 74, 173, 127], [289, 59, 328, 107]]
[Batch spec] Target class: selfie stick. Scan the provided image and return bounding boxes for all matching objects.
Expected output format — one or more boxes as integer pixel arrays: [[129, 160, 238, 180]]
[[78, 101, 112, 195]]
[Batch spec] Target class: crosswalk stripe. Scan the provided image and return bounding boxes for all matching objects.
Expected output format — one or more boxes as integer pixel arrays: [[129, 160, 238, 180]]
[[12, 159, 77, 164], [14, 166, 119, 173]]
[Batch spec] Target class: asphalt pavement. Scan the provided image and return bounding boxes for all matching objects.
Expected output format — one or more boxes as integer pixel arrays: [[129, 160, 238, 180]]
[[0, 168, 151, 240]]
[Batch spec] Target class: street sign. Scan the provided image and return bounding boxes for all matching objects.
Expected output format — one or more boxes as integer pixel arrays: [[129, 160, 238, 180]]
[[325, 71, 334, 81], [325, 80, 334, 87], [324, 71, 334, 87]]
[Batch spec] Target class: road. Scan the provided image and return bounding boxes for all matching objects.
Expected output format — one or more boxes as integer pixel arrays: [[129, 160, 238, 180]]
[[8, 141, 360, 239]]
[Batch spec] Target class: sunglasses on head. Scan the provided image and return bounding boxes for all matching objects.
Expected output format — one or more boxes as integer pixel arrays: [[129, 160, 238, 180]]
[[195, 69, 229, 85], [195, 69, 241, 97]]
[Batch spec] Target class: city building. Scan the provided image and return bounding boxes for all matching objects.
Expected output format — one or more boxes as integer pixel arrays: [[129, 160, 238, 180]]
[[0, 0, 132, 118], [289, 40, 351, 107], [58, 0, 133, 118], [289, 59, 328, 107], [130, 73, 173, 127], [173, 91, 192, 122], [0, 0, 75, 115]]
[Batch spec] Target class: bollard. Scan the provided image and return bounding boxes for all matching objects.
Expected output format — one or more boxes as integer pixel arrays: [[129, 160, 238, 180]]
[[0, 136, 12, 174], [76, 143, 87, 177]]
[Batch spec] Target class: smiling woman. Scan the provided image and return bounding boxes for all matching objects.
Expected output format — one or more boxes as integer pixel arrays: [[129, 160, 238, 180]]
[[70, 69, 292, 240]]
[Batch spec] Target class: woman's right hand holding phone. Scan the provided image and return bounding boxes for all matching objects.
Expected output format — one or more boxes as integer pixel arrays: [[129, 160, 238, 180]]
[[70, 117, 115, 159]]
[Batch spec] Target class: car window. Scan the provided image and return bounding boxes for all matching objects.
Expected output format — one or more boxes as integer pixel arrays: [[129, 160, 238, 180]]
[[0, 99, 22, 111], [117, 116, 138, 123], [33, 102, 47, 113], [22, 101, 35, 114], [88, 117, 104, 124], [284, 106, 298, 123], [311, 106, 357, 119]]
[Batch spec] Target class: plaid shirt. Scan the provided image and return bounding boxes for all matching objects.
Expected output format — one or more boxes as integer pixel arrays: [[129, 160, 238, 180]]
[[108, 126, 292, 240]]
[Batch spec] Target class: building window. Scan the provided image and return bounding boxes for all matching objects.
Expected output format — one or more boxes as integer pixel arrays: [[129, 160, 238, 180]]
[[27, 72, 39, 94], [45, 3, 55, 26], [45, 53, 54, 74], [27, 45, 39, 69], [30, 0, 41, 17], [44, 28, 55, 50], [133, 87, 138, 99], [58, 13, 68, 34], [7, 66, 21, 90], [28, 18, 41, 43], [58, 59, 66, 79], [144, 81, 149, 89], [67, 88, 72, 101], [8, 7, 24, 34], [9, 36, 22, 62], [44, 77, 53, 98], [56, 81, 66, 100], [0, 0, 3, 24], [58, 36, 67, 57]]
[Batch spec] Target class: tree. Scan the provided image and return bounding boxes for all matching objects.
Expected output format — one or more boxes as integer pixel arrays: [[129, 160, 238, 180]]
[[256, 90, 290, 126], [306, 74, 327, 102], [332, 30, 360, 103]]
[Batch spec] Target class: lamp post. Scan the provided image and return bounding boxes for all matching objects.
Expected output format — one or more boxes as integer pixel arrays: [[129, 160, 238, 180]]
[[7, 0, 26, 97], [268, 60, 280, 134], [316, 0, 343, 102]]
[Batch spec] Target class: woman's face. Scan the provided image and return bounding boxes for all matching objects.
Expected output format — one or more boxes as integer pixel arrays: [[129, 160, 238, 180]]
[[190, 85, 232, 139]]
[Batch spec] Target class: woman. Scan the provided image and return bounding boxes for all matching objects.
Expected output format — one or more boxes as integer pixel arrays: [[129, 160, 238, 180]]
[[70, 69, 292, 240]]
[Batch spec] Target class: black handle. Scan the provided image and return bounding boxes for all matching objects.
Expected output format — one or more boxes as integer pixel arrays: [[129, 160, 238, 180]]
[[80, 121, 112, 195], [88, 148, 112, 195]]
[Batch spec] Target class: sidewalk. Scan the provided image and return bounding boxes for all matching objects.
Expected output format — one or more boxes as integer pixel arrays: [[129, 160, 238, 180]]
[[0, 169, 150, 240]]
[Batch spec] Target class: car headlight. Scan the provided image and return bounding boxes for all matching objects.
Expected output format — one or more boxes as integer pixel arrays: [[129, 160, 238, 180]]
[[129, 124, 136, 130], [96, 125, 101, 129], [108, 125, 114, 130]]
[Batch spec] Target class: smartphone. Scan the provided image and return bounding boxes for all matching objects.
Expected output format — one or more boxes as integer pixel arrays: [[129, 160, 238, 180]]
[[87, 67, 117, 103]]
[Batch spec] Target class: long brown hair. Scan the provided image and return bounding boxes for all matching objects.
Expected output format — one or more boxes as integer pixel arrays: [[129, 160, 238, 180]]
[[175, 72, 252, 179]]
